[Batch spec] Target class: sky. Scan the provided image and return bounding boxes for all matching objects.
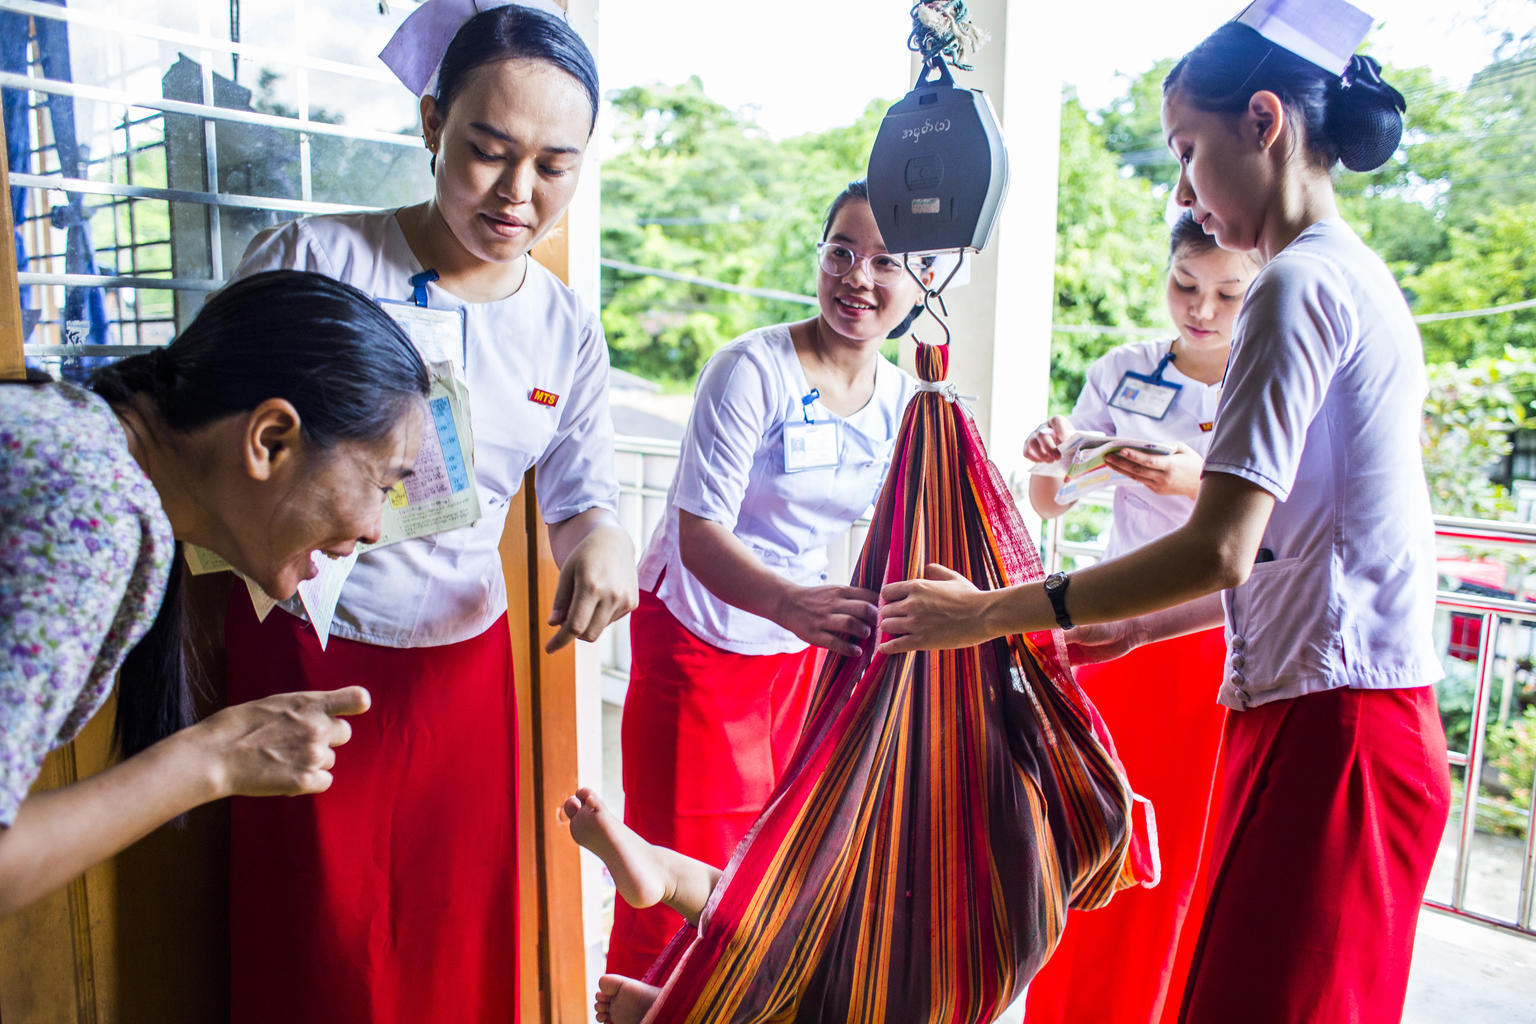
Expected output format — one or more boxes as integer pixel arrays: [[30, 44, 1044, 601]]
[[596, 0, 1533, 138]]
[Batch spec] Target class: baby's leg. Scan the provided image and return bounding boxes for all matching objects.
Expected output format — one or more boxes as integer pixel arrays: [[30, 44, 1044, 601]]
[[594, 974, 660, 1024], [563, 788, 722, 924]]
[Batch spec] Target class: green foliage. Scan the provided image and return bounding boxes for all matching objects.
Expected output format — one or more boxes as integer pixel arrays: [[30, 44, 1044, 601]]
[[1421, 351, 1536, 518], [1442, 49, 1536, 232], [1405, 205, 1536, 364], [599, 79, 889, 384], [91, 140, 175, 334], [1094, 60, 1178, 184], [1486, 704, 1536, 836], [1437, 657, 1480, 754], [1049, 92, 1168, 412]]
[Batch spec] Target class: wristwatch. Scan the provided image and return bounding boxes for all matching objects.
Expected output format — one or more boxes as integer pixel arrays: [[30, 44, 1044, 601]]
[[1043, 572, 1074, 631]]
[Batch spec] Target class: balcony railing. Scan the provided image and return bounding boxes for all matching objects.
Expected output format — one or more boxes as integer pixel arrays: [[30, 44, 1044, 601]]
[[608, 435, 1536, 942]]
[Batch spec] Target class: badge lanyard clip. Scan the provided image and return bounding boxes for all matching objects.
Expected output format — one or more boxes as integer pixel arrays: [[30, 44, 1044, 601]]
[[801, 388, 821, 423], [409, 269, 439, 308]]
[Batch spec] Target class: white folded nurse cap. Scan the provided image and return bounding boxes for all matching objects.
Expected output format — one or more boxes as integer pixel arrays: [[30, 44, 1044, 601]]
[[1235, 0, 1373, 75], [380, 0, 569, 96]]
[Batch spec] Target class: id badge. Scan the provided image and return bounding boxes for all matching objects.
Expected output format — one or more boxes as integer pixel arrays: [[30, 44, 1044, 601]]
[[1109, 371, 1182, 420], [379, 299, 468, 372], [783, 421, 840, 473]]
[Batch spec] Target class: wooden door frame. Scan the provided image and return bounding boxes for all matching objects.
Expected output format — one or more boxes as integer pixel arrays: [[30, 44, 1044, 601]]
[[2, 113, 25, 379], [508, 225, 590, 1023]]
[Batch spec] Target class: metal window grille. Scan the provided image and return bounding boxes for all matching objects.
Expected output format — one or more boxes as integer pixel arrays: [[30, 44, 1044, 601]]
[[3, 0, 430, 375]]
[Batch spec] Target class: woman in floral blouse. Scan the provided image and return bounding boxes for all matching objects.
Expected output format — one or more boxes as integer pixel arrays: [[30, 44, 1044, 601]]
[[0, 270, 428, 916]]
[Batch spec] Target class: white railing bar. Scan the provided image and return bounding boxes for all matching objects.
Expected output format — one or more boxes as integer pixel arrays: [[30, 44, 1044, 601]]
[[618, 486, 672, 502], [1435, 515, 1536, 547], [19, 272, 220, 291], [23, 345, 162, 356], [1521, 772, 1536, 930], [1435, 592, 1536, 619], [0, 0, 398, 84], [197, 26, 225, 282], [614, 437, 691, 457], [1453, 612, 1500, 910], [1423, 901, 1535, 940], [0, 72, 420, 149], [10, 172, 369, 216]]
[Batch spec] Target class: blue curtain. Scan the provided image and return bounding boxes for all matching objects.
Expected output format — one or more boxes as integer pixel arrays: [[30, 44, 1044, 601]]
[[3, 0, 111, 379]]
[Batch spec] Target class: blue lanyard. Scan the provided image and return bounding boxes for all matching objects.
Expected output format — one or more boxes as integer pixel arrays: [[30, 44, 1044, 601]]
[[801, 388, 820, 423], [1150, 350, 1176, 383], [409, 269, 439, 308]]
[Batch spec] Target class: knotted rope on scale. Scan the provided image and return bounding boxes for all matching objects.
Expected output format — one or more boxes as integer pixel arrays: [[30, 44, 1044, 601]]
[[908, 0, 989, 72]]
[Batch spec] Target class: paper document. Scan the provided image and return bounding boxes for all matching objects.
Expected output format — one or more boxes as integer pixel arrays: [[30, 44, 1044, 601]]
[[295, 551, 360, 651], [374, 360, 480, 547], [1034, 432, 1174, 503]]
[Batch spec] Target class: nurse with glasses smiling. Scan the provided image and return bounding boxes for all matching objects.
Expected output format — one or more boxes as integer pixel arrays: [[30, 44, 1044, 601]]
[[607, 178, 925, 978]]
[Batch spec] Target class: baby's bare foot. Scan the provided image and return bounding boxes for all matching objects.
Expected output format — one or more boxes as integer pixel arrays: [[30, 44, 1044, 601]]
[[562, 788, 669, 909], [594, 973, 661, 1024]]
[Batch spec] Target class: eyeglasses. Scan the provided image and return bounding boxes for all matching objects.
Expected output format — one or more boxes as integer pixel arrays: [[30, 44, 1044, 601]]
[[817, 242, 909, 287]]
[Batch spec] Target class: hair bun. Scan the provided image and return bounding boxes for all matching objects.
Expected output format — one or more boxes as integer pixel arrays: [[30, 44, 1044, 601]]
[[1327, 54, 1406, 172]]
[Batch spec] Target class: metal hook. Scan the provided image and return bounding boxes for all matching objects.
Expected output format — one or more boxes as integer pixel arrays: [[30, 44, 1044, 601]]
[[913, 289, 952, 348], [905, 247, 964, 347]]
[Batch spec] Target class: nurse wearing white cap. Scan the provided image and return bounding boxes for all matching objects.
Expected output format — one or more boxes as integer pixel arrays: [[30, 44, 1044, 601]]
[[879, 4, 1450, 1021], [221, 4, 636, 1022]]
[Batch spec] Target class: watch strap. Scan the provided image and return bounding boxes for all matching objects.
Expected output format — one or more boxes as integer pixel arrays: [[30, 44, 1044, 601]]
[[1044, 572, 1074, 631]]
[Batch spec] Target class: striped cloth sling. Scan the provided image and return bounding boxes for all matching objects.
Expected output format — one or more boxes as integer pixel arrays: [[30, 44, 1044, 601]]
[[637, 342, 1156, 1024]]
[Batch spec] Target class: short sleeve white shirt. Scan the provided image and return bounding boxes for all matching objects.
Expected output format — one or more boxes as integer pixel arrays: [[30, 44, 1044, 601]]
[[233, 210, 619, 647], [1068, 339, 1224, 559], [636, 325, 914, 655], [1204, 219, 1442, 710]]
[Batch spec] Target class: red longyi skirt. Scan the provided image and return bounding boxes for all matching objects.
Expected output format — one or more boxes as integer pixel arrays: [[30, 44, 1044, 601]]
[[1025, 627, 1228, 1024], [226, 591, 521, 1024], [607, 589, 821, 979], [1178, 684, 1451, 1024]]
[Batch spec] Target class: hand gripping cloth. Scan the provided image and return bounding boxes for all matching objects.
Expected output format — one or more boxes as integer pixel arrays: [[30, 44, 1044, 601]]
[[636, 343, 1157, 1023]]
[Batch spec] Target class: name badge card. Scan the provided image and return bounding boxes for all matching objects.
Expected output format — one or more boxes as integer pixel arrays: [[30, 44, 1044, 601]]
[[784, 421, 840, 472], [1109, 348, 1184, 420], [380, 299, 468, 371], [1108, 372, 1181, 419]]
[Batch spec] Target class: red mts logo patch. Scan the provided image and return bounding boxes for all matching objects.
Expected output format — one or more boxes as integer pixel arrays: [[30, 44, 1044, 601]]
[[528, 388, 560, 407]]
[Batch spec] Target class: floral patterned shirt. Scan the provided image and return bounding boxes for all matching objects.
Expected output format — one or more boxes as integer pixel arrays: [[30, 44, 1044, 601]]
[[1, 380, 172, 826]]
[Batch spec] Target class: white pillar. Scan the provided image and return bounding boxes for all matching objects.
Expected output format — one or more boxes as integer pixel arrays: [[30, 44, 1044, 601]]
[[905, 0, 1061, 492]]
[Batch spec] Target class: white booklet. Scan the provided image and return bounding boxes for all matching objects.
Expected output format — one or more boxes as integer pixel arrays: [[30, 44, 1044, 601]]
[[1032, 431, 1174, 504]]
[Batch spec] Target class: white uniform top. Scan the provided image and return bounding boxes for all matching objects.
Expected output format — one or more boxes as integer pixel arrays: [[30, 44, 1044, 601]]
[[233, 210, 618, 648], [636, 325, 914, 656], [1069, 339, 1224, 559], [1204, 218, 1443, 711]]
